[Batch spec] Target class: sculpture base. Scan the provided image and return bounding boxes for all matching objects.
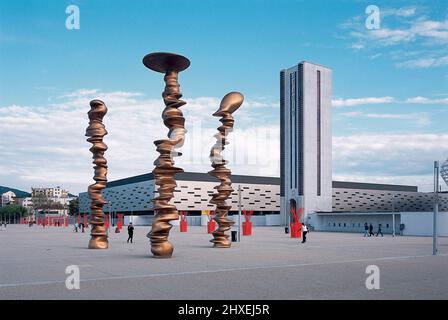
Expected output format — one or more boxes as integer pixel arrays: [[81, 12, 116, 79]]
[[210, 239, 231, 248], [151, 241, 174, 258], [88, 237, 109, 249]]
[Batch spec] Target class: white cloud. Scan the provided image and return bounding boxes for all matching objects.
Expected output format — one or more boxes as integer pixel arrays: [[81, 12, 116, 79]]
[[0, 89, 279, 194], [405, 96, 448, 104], [351, 43, 365, 50], [332, 96, 395, 107], [382, 7, 417, 17], [342, 7, 448, 69], [350, 18, 448, 47], [333, 95, 448, 107], [333, 133, 448, 192], [339, 112, 431, 127], [2, 89, 446, 194], [396, 55, 448, 68]]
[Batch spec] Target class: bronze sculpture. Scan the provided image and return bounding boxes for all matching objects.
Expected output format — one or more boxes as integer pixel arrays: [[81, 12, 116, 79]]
[[86, 99, 109, 249], [143, 52, 190, 258], [209, 92, 244, 248]]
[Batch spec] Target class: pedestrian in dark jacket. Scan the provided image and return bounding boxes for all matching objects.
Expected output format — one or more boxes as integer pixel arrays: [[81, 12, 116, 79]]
[[363, 223, 369, 237], [127, 222, 134, 243], [376, 224, 384, 237], [369, 223, 374, 237]]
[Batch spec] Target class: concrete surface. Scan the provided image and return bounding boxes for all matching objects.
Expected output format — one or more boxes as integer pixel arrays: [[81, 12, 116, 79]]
[[0, 224, 447, 299]]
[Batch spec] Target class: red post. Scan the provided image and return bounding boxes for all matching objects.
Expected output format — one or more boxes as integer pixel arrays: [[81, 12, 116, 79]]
[[207, 220, 215, 233], [207, 211, 216, 234], [64, 217, 69, 227], [84, 215, 89, 228], [179, 211, 188, 232], [76, 215, 81, 225], [115, 214, 123, 233], [59, 216, 63, 227], [242, 210, 253, 236], [49, 217, 53, 226], [290, 207, 303, 238], [105, 214, 110, 229]]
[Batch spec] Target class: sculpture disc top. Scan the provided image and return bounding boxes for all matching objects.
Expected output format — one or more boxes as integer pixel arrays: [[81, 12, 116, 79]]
[[143, 52, 190, 73]]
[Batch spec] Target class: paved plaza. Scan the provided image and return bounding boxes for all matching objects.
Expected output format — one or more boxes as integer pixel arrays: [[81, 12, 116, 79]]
[[0, 224, 447, 299]]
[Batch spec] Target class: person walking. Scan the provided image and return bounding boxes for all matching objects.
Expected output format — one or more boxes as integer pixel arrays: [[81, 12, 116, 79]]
[[301, 223, 308, 243], [363, 223, 369, 237], [376, 224, 384, 237], [369, 223, 374, 237], [127, 222, 134, 243]]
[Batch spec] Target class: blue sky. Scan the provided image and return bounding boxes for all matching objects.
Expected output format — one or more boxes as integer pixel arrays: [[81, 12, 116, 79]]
[[0, 0, 447, 193]]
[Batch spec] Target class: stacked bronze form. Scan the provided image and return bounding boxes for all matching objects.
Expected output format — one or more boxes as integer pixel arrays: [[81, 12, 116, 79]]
[[86, 100, 109, 249], [209, 92, 244, 247], [143, 52, 190, 258]]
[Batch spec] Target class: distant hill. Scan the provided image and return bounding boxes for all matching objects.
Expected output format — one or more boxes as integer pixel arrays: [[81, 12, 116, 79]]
[[0, 186, 31, 198]]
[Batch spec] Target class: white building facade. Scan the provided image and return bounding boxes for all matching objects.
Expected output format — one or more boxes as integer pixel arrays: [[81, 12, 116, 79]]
[[1, 191, 16, 207], [280, 61, 333, 224]]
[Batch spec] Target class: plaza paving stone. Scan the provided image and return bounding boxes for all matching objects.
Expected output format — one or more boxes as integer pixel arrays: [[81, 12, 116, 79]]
[[0, 224, 447, 299]]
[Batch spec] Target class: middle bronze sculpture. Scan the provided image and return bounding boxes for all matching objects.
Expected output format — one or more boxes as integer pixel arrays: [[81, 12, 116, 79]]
[[208, 92, 244, 248]]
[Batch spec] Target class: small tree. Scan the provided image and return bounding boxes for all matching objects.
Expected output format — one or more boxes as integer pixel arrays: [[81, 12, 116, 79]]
[[69, 198, 79, 216], [0, 204, 27, 222]]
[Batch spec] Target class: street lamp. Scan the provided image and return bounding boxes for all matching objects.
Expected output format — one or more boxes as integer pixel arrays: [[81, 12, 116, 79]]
[[391, 193, 396, 237], [433, 161, 440, 256]]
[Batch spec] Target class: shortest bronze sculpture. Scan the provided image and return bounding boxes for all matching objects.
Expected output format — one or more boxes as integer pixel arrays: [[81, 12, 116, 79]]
[[209, 92, 244, 248], [86, 99, 109, 249]]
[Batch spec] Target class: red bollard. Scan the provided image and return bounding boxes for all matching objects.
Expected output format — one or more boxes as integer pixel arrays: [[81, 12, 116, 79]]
[[180, 220, 187, 232], [117, 214, 123, 230], [84, 215, 88, 228], [179, 211, 188, 232], [115, 214, 123, 233], [207, 220, 216, 234], [290, 222, 302, 238], [290, 207, 303, 238], [242, 210, 254, 236], [76, 215, 81, 225], [49, 217, 53, 226], [59, 216, 63, 227], [242, 221, 252, 236], [105, 214, 110, 229], [64, 217, 69, 227]]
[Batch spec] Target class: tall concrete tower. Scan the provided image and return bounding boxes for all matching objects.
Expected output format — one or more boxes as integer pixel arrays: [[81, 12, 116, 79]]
[[280, 61, 332, 225]]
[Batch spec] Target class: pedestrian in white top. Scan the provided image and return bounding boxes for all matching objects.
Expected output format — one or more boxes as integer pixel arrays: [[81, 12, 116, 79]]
[[301, 223, 308, 243]]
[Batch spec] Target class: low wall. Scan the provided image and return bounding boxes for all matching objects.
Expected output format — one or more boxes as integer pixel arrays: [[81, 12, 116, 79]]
[[401, 212, 448, 236], [122, 214, 282, 226]]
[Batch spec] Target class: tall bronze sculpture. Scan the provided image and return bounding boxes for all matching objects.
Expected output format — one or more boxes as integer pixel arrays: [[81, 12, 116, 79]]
[[209, 92, 244, 248], [86, 99, 109, 249], [143, 52, 190, 258]]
